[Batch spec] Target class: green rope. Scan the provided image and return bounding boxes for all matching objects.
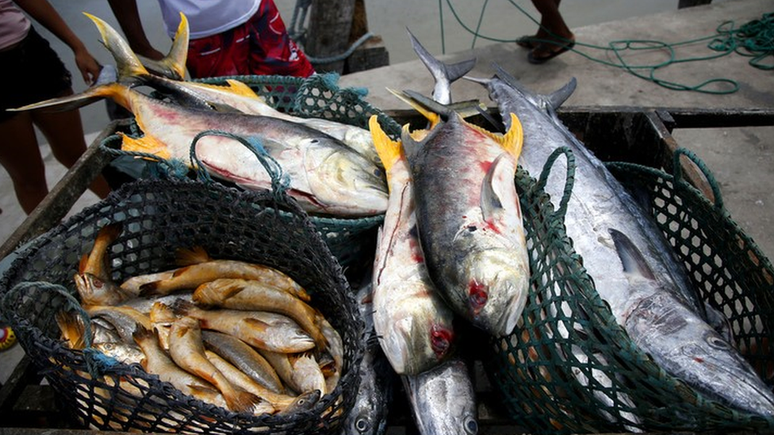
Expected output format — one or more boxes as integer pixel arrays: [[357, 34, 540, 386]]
[[437, 1, 774, 94]]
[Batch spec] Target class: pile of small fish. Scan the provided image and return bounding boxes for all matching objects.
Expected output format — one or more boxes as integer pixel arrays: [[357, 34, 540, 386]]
[[57, 223, 343, 418], [11, 13, 388, 218]]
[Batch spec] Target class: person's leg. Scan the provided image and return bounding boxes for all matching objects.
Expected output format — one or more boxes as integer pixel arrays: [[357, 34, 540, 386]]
[[532, 0, 573, 42], [528, 0, 575, 63], [32, 89, 111, 200], [0, 112, 49, 214], [246, 0, 315, 78]]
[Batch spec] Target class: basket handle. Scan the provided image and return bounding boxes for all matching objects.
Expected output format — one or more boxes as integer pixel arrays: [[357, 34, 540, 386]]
[[188, 130, 291, 204], [672, 148, 724, 212], [0, 281, 111, 378], [535, 147, 577, 222]]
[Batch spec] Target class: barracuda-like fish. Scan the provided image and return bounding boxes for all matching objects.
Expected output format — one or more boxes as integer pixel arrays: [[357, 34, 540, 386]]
[[468, 66, 774, 418], [402, 357, 478, 435], [370, 115, 455, 375], [341, 284, 394, 435], [397, 98, 529, 336], [87, 12, 381, 168], [11, 86, 388, 218]]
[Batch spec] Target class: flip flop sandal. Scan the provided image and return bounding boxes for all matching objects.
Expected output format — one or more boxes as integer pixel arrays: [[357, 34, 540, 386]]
[[527, 40, 576, 64], [0, 325, 16, 351], [516, 35, 537, 49]]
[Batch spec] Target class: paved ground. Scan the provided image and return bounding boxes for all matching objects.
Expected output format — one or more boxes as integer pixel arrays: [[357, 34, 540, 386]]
[[1, 0, 771, 416]]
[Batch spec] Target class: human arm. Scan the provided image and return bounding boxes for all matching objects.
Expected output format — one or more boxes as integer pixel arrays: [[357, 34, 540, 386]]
[[106, 0, 164, 61], [13, 0, 101, 84]]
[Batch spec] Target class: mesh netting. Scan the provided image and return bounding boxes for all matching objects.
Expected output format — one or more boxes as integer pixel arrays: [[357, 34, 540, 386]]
[[0, 177, 364, 434], [101, 73, 401, 270], [484, 148, 774, 433]]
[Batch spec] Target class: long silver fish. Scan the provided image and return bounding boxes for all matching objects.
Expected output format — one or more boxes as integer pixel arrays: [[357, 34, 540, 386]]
[[401, 357, 478, 435], [468, 67, 774, 417], [341, 284, 394, 435], [370, 115, 455, 375], [12, 86, 388, 217]]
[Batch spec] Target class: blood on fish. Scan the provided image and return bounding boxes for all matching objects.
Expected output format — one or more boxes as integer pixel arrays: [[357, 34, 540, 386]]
[[430, 325, 453, 358], [694, 357, 705, 363], [468, 280, 488, 315], [479, 161, 492, 173]]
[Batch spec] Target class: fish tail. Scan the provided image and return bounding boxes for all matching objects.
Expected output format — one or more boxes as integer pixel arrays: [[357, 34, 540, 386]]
[[132, 323, 155, 345], [160, 12, 189, 80], [369, 116, 403, 179], [83, 13, 150, 80], [175, 246, 211, 266], [150, 302, 178, 324], [224, 389, 263, 414], [56, 311, 87, 350], [170, 299, 197, 317]]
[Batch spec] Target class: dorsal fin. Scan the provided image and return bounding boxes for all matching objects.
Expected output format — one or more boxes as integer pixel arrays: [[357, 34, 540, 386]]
[[609, 228, 657, 280], [546, 78, 577, 110]]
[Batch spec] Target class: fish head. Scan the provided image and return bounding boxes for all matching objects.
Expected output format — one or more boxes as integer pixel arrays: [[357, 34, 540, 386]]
[[463, 251, 528, 336], [653, 315, 774, 417], [403, 358, 479, 435], [383, 307, 455, 375], [303, 139, 388, 215], [74, 272, 127, 306]]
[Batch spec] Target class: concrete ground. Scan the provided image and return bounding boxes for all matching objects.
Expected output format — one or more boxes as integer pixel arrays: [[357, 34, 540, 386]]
[[0, 0, 771, 425]]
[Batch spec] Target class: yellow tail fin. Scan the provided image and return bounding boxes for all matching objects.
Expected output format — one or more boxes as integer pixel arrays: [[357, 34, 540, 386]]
[[120, 132, 171, 161], [84, 13, 150, 79], [368, 116, 403, 187]]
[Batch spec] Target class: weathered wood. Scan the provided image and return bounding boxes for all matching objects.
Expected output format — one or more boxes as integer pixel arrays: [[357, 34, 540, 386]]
[[0, 121, 123, 260], [344, 35, 390, 74], [306, 0, 356, 74]]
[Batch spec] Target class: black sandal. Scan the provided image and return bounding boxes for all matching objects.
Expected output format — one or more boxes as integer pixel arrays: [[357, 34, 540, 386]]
[[527, 40, 575, 64], [516, 35, 537, 50]]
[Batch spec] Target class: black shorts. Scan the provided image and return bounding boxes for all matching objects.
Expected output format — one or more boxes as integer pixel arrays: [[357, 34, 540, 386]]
[[0, 26, 72, 122]]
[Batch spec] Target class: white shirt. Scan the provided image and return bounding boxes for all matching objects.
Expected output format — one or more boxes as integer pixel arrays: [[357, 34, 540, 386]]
[[0, 0, 31, 50], [158, 0, 261, 39]]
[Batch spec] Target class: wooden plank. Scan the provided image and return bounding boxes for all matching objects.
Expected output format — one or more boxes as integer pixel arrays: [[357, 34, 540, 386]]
[[306, 0, 356, 74]]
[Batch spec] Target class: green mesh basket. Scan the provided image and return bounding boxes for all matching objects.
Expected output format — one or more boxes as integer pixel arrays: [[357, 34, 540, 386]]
[[100, 73, 401, 271], [484, 148, 774, 434]]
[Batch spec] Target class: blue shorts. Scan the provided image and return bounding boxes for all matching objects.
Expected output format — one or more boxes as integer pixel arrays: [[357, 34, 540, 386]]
[[0, 26, 72, 122]]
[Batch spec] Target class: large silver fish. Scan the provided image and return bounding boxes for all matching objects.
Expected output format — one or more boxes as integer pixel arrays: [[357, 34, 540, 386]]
[[468, 67, 774, 417], [370, 116, 455, 375], [398, 103, 529, 337], [401, 357, 478, 435]]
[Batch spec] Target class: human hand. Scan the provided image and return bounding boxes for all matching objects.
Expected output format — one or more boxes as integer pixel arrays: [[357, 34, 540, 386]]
[[73, 47, 102, 85]]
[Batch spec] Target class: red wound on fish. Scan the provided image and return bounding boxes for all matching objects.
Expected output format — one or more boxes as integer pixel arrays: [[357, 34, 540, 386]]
[[479, 161, 492, 173], [468, 280, 488, 314], [430, 325, 453, 358]]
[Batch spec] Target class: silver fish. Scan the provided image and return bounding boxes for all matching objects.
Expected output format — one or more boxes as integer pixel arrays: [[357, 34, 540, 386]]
[[401, 357, 478, 435], [400, 106, 529, 336], [370, 116, 455, 375], [469, 67, 774, 417], [341, 284, 394, 435], [12, 86, 388, 218]]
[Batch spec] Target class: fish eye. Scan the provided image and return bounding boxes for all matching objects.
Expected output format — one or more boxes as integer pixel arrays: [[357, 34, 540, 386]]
[[706, 334, 729, 349], [355, 416, 371, 433], [373, 168, 384, 178], [464, 416, 478, 434]]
